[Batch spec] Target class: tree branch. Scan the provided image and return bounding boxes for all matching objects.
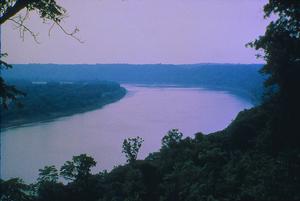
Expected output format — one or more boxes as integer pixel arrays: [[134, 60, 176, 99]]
[[50, 21, 84, 43], [0, 0, 34, 25], [8, 17, 40, 43]]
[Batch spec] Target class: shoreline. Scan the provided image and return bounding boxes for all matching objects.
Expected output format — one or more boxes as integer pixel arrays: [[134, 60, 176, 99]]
[[1, 87, 127, 132], [121, 83, 261, 105]]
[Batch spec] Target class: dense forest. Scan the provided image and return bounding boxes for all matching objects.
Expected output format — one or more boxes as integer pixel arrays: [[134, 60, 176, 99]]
[[2, 64, 264, 105], [1, 0, 300, 201], [0, 80, 126, 129]]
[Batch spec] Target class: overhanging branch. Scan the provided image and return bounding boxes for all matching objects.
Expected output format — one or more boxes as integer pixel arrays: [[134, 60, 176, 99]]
[[0, 0, 34, 25]]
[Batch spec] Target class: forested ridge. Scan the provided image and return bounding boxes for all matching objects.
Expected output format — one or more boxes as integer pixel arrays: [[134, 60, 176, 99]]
[[1, 0, 300, 201], [3, 63, 264, 105], [0, 80, 126, 129]]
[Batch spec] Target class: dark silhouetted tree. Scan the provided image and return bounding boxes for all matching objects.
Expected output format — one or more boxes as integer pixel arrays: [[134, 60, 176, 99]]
[[248, 0, 300, 148], [37, 165, 59, 184], [122, 136, 144, 163], [60, 154, 96, 181], [161, 129, 183, 148]]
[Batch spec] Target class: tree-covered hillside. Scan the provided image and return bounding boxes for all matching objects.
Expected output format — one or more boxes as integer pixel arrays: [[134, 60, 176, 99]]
[[1, 80, 126, 129]]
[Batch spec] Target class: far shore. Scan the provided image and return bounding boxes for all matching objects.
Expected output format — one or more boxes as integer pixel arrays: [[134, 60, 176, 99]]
[[1, 86, 127, 131]]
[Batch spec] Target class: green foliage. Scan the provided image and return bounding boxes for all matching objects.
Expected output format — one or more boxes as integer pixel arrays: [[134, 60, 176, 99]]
[[122, 137, 144, 164], [247, 0, 300, 149], [161, 129, 183, 149], [248, 1, 300, 92], [0, 178, 33, 201], [35, 180, 66, 201], [26, 0, 66, 23], [0, 0, 65, 24], [60, 154, 96, 181], [37, 166, 59, 184]]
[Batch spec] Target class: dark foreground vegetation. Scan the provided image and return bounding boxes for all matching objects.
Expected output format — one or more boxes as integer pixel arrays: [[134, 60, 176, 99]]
[[1, 0, 300, 201], [1, 103, 300, 201], [0, 80, 126, 129]]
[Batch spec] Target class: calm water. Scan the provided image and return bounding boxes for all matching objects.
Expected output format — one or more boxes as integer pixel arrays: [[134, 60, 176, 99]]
[[1, 85, 252, 183]]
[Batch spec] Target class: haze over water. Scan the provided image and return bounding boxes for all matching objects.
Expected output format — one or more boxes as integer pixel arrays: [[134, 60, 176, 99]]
[[1, 85, 252, 183]]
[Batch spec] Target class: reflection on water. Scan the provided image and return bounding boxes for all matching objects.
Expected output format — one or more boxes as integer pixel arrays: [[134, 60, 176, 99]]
[[1, 85, 252, 183]]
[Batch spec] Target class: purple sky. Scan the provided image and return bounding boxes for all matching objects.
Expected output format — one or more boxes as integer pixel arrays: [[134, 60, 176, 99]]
[[2, 0, 268, 64]]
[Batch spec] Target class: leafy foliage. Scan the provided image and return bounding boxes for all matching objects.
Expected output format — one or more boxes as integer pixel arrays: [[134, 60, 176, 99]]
[[247, 0, 300, 149], [0, 0, 65, 24], [60, 154, 96, 181], [161, 128, 183, 148], [0, 178, 33, 201], [37, 166, 59, 184], [122, 137, 144, 164]]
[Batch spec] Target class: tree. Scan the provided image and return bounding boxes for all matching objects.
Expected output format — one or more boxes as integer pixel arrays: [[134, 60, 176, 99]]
[[249, 1, 300, 99], [161, 129, 183, 148], [36, 166, 67, 201], [60, 154, 96, 181], [248, 0, 300, 147], [122, 136, 144, 163], [0, 0, 79, 108], [37, 165, 59, 184]]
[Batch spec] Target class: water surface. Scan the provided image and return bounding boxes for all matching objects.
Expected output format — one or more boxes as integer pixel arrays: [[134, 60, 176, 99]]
[[1, 85, 252, 182]]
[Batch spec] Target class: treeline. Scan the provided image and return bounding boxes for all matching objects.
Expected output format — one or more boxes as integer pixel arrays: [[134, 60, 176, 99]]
[[2, 64, 265, 104], [1, 107, 300, 201], [0, 80, 126, 129]]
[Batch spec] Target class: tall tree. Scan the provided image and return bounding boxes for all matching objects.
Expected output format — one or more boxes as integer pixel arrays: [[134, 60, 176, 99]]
[[122, 136, 144, 163], [248, 0, 300, 147]]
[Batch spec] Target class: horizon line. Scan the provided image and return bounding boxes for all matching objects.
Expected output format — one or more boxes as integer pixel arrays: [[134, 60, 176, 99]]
[[11, 62, 265, 66]]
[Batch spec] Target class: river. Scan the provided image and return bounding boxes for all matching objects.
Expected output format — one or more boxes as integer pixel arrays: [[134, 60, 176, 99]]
[[1, 85, 252, 183]]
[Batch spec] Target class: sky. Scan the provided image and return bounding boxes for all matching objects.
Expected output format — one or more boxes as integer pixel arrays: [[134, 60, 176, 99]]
[[1, 0, 269, 64]]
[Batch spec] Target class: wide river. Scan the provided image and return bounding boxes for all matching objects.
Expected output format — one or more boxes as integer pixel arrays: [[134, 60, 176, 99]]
[[1, 85, 252, 183]]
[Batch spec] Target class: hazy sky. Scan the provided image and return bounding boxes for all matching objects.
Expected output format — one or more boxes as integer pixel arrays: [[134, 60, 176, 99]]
[[2, 0, 269, 64]]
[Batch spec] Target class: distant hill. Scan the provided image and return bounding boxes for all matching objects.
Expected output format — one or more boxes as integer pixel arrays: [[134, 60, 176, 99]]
[[2, 63, 265, 104], [0, 80, 126, 129]]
